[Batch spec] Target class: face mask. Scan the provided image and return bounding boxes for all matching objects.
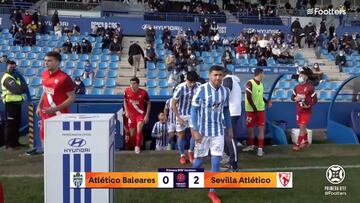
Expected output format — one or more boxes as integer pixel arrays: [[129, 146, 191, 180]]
[[75, 81, 81, 85], [298, 77, 305, 83]]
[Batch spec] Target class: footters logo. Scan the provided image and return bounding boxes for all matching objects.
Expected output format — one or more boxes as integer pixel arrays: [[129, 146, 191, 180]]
[[324, 165, 347, 196], [307, 8, 346, 16]]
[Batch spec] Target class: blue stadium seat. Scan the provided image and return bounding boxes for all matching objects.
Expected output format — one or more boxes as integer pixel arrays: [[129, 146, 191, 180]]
[[38, 52, 46, 60], [239, 58, 249, 66], [111, 55, 120, 62], [107, 70, 117, 78], [1, 29, 9, 33], [43, 47, 52, 52], [11, 46, 21, 52], [201, 52, 210, 58], [274, 90, 287, 100], [343, 67, 354, 74], [278, 81, 290, 89], [147, 71, 156, 79], [99, 62, 108, 69], [109, 62, 118, 70], [51, 35, 59, 41], [70, 36, 78, 42], [226, 64, 234, 72], [146, 80, 157, 88], [214, 57, 222, 65], [36, 88, 43, 98], [63, 69, 72, 76], [27, 53, 37, 60], [199, 71, 208, 79], [147, 62, 156, 70], [29, 87, 36, 98], [91, 88, 103, 95], [37, 68, 44, 76], [24, 77, 30, 85], [104, 88, 115, 95], [319, 91, 331, 100], [284, 74, 292, 80], [73, 69, 84, 78], [289, 81, 297, 89], [25, 68, 36, 77], [159, 80, 168, 88], [204, 57, 213, 65], [96, 37, 102, 43], [22, 46, 32, 52], [250, 58, 257, 66], [0, 39, 7, 45], [93, 79, 105, 88], [66, 61, 75, 69], [147, 88, 157, 96], [210, 50, 218, 58], [70, 54, 79, 61], [267, 58, 276, 66], [47, 41, 57, 47], [92, 49, 102, 55], [88, 37, 96, 43], [105, 79, 116, 88], [5, 52, 14, 59], [83, 78, 92, 87], [80, 54, 89, 61], [61, 54, 69, 61], [157, 62, 166, 70], [30, 77, 42, 86], [76, 61, 85, 69], [158, 71, 167, 79], [101, 55, 110, 62], [330, 82, 339, 90], [95, 70, 106, 78], [159, 89, 170, 96], [20, 60, 30, 68], [102, 49, 110, 55], [1, 45, 10, 52], [94, 43, 102, 49], [15, 52, 25, 60], [90, 55, 100, 62], [200, 64, 208, 71]]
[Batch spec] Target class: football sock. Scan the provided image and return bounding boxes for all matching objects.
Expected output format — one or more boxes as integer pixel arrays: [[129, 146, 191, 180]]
[[210, 156, 221, 193], [189, 137, 195, 152], [192, 158, 203, 168], [177, 137, 185, 155]]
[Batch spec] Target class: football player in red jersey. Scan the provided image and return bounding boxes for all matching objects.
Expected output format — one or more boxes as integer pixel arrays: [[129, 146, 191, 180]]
[[124, 77, 151, 154], [291, 67, 318, 151]]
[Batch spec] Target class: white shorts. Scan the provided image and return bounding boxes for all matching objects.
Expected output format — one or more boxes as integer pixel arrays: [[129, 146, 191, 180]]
[[194, 136, 224, 158], [167, 123, 176, 133], [155, 145, 167, 151], [176, 115, 193, 132]]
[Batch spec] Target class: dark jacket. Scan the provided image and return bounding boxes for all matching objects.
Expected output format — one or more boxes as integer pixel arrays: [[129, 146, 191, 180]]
[[128, 43, 144, 57]]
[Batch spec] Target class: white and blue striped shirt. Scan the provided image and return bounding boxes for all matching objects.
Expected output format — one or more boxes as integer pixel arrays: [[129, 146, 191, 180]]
[[152, 121, 169, 148], [173, 82, 201, 116], [192, 83, 230, 137], [165, 99, 176, 124]]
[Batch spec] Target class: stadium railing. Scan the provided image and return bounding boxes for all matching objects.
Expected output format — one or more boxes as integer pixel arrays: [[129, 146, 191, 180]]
[[144, 12, 227, 23], [234, 14, 291, 26]]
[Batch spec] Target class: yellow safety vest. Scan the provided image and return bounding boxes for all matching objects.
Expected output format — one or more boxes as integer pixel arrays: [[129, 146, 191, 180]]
[[1, 72, 23, 103]]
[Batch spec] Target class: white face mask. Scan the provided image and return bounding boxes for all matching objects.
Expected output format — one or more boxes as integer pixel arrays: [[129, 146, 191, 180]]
[[298, 77, 305, 83], [75, 81, 81, 85]]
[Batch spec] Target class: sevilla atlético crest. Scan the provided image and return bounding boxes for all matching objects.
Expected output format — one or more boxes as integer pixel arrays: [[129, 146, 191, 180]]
[[279, 172, 291, 187]]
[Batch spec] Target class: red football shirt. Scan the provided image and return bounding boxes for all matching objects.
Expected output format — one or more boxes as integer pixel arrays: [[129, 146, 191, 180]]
[[41, 69, 75, 119], [124, 87, 149, 117], [291, 82, 318, 113]]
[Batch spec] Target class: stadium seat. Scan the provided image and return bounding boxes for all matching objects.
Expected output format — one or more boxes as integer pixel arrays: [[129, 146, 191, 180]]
[[107, 70, 117, 78], [93, 79, 105, 88], [95, 70, 106, 78], [96, 37, 102, 43], [22, 46, 32, 52], [15, 52, 25, 60], [158, 71, 167, 79], [94, 43, 102, 49], [109, 62, 118, 70], [90, 55, 100, 62], [319, 91, 331, 100], [29, 87, 36, 98], [30, 77, 42, 86], [146, 80, 157, 88], [159, 80, 168, 88], [88, 37, 96, 43], [289, 81, 297, 89], [111, 55, 120, 62], [267, 58, 276, 66], [278, 81, 290, 89], [274, 90, 287, 100], [20, 60, 31, 68], [24, 77, 30, 85], [199, 71, 208, 79], [239, 58, 249, 66], [201, 52, 210, 58], [43, 47, 52, 52], [351, 111, 360, 135], [80, 54, 89, 61], [102, 49, 110, 55], [28, 52, 37, 60], [61, 54, 69, 61], [24, 68, 36, 77], [66, 61, 75, 69], [83, 78, 93, 87], [159, 89, 170, 96], [101, 55, 110, 62], [250, 58, 257, 66], [147, 88, 157, 96], [11, 46, 21, 52], [330, 82, 339, 90], [343, 67, 354, 74], [147, 71, 157, 79], [200, 64, 208, 71], [92, 48, 102, 55], [157, 62, 166, 70], [73, 69, 84, 78], [99, 62, 108, 69], [0, 45, 10, 52], [38, 52, 46, 60], [210, 50, 218, 58], [104, 88, 115, 95], [63, 69, 72, 76], [76, 61, 85, 69], [70, 54, 79, 61], [36, 88, 43, 98], [105, 79, 116, 88], [37, 68, 44, 76], [204, 57, 213, 65], [91, 88, 103, 95], [147, 62, 156, 70], [214, 57, 222, 65]]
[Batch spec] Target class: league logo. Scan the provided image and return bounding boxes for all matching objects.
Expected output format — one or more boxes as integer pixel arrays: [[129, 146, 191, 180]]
[[279, 172, 291, 187], [176, 173, 186, 183], [326, 165, 345, 185], [73, 172, 83, 188]]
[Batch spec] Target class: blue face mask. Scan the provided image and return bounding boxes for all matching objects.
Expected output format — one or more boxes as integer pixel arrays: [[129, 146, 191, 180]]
[[298, 77, 305, 83]]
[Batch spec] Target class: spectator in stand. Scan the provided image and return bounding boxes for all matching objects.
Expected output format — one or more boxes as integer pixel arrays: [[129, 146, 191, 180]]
[[51, 10, 59, 29], [222, 48, 234, 69], [257, 56, 267, 66], [335, 50, 346, 73], [72, 24, 80, 36], [329, 24, 335, 40], [63, 26, 71, 36], [185, 27, 194, 39], [97, 24, 105, 37], [53, 47, 62, 54], [22, 11, 32, 26], [249, 43, 258, 59], [166, 53, 177, 71], [83, 60, 94, 79], [350, 33, 359, 51], [109, 38, 122, 57], [145, 25, 156, 46], [210, 20, 219, 36], [304, 22, 316, 48], [344, 44, 352, 55], [90, 25, 99, 37], [327, 38, 338, 55], [32, 11, 39, 25], [0, 55, 8, 73], [164, 35, 173, 50], [201, 18, 210, 36], [9, 23, 18, 36], [279, 43, 294, 64], [72, 42, 82, 54], [311, 63, 324, 81], [236, 41, 248, 59], [80, 38, 92, 54], [128, 42, 145, 77], [145, 44, 157, 68], [26, 20, 37, 32], [314, 31, 323, 59], [102, 33, 111, 49], [62, 39, 73, 54], [187, 54, 198, 72], [210, 33, 221, 50], [162, 27, 171, 42], [54, 23, 62, 37], [24, 28, 36, 46], [320, 19, 327, 34], [74, 77, 86, 95], [13, 28, 24, 46], [271, 44, 281, 60], [176, 52, 187, 71], [114, 23, 123, 43]]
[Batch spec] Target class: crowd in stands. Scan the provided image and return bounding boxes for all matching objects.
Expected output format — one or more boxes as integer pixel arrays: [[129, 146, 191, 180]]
[[89, 23, 124, 55], [147, 0, 224, 15], [227, 0, 277, 17]]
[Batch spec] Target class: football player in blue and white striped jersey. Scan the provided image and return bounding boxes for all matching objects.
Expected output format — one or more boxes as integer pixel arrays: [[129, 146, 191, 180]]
[[191, 65, 233, 203], [151, 112, 169, 151]]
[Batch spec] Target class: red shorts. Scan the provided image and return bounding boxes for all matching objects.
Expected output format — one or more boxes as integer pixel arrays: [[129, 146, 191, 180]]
[[296, 111, 312, 126], [128, 114, 144, 129], [246, 111, 265, 128]]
